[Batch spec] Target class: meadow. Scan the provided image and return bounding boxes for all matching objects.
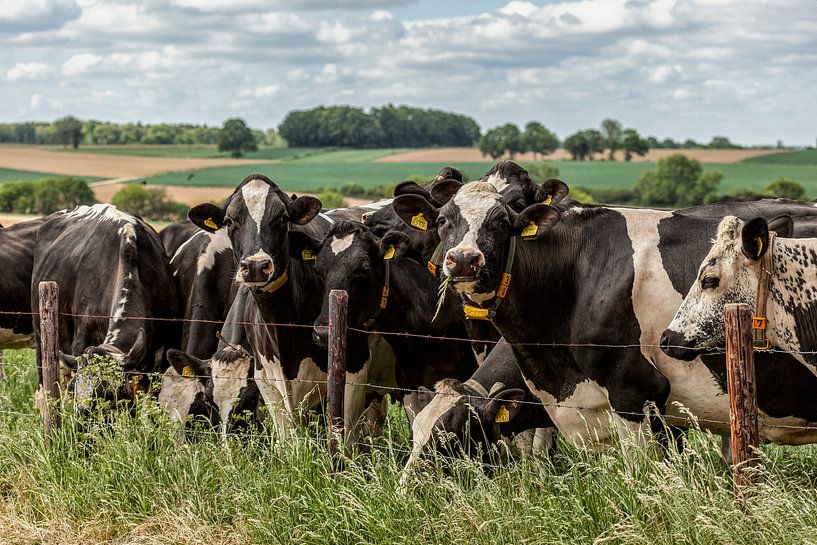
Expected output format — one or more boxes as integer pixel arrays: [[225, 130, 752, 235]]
[[3, 348, 817, 544]]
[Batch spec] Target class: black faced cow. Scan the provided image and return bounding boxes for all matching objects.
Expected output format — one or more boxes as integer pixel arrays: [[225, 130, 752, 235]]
[[0, 218, 43, 349], [32, 204, 180, 417], [393, 178, 817, 447]]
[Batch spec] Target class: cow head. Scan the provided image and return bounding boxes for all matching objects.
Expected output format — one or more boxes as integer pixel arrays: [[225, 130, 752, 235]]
[[661, 215, 791, 361], [301, 221, 409, 357], [60, 328, 149, 418], [160, 349, 216, 427], [187, 174, 321, 289], [392, 178, 566, 301], [404, 379, 528, 468]]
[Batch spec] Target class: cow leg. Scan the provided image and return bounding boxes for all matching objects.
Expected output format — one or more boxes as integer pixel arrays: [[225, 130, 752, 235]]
[[532, 427, 557, 456], [343, 359, 371, 447], [254, 358, 295, 438]]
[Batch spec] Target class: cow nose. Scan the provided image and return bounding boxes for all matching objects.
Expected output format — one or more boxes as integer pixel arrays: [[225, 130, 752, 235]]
[[445, 249, 485, 279], [239, 258, 273, 282], [660, 329, 698, 362], [313, 323, 329, 347]]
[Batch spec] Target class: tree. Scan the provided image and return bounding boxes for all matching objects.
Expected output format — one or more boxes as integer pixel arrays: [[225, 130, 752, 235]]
[[583, 129, 605, 160], [563, 131, 589, 161], [765, 178, 806, 200], [633, 154, 721, 207], [112, 185, 188, 221], [622, 128, 650, 162], [601, 118, 623, 161], [218, 118, 258, 158], [522, 122, 559, 160], [54, 116, 83, 149], [479, 127, 506, 159], [708, 135, 739, 149], [316, 190, 346, 208]]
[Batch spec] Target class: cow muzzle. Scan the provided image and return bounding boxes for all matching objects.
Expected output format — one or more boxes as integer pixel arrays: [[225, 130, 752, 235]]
[[239, 256, 274, 283], [444, 248, 485, 281], [659, 329, 701, 362]]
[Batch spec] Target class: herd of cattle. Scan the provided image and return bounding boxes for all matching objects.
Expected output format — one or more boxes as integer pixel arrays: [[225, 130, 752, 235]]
[[3, 160, 817, 474]]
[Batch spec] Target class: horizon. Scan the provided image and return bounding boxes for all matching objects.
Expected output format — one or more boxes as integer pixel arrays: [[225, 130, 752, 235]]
[[2, 0, 816, 147]]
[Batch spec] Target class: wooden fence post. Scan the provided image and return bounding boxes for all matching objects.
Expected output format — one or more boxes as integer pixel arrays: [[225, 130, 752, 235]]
[[327, 289, 348, 463], [39, 281, 61, 447], [724, 303, 759, 493]]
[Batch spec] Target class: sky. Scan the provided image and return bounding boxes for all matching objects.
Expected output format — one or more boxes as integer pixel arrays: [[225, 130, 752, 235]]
[[1, 0, 816, 146]]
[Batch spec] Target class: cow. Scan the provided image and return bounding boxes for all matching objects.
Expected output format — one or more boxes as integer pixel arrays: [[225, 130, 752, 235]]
[[0, 218, 43, 350], [402, 338, 555, 480], [299, 219, 481, 421], [160, 219, 199, 257], [391, 174, 817, 449], [184, 174, 392, 437], [31, 204, 180, 417]]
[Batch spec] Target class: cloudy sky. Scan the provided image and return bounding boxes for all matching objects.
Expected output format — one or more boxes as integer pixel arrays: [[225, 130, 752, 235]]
[[2, 0, 816, 145]]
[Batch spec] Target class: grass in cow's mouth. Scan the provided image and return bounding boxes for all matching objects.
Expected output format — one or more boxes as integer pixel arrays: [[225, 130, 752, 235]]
[[3, 348, 817, 544], [432, 276, 451, 322]]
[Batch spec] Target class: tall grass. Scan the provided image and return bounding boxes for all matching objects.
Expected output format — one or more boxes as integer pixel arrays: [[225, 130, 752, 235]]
[[3, 348, 817, 544]]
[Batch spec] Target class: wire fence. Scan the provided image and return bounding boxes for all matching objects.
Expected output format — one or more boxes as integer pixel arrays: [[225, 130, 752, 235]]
[[3, 309, 817, 435]]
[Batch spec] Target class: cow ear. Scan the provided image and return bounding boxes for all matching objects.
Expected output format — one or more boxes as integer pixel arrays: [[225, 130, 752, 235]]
[[288, 196, 322, 225], [393, 181, 432, 199], [536, 179, 570, 206], [380, 230, 410, 259], [289, 230, 321, 261], [768, 215, 793, 238], [188, 203, 225, 233], [59, 351, 78, 371], [434, 166, 464, 183], [481, 388, 527, 424], [430, 179, 463, 205], [392, 195, 439, 232], [417, 386, 436, 409], [167, 349, 208, 378], [741, 217, 769, 260], [511, 204, 561, 239]]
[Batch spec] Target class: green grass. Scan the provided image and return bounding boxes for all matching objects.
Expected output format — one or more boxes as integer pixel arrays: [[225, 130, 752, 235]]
[[0, 167, 87, 182], [4, 348, 817, 543], [742, 149, 817, 166]]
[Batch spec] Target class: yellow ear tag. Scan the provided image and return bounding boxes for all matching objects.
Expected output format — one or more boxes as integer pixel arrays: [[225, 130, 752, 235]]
[[756, 237, 763, 258], [495, 405, 510, 423], [204, 218, 218, 230], [521, 221, 538, 240], [182, 366, 195, 378], [542, 194, 553, 205], [427, 261, 438, 276], [301, 249, 316, 261], [383, 245, 395, 260], [411, 213, 428, 231]]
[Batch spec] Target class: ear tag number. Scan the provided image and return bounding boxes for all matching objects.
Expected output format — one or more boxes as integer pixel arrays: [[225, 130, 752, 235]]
[[521, 221, 538, 240], [301, 249, 316, 261], [495, 405, 510, 423], [182, 366, 196, 377], [204, 218, 218, 230], [756, 237, 763, 258], [411, 213, 428, 231], [383, 245, 395, 260], [542, 195, 553, 205]]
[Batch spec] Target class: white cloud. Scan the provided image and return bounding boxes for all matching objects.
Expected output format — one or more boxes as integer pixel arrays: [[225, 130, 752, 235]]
[[60, 53, 102, 76], [6, 62, 52, 81], [237, 85, 281, 98], [29, 93, 43, 109], [0, 0, 80, 31]]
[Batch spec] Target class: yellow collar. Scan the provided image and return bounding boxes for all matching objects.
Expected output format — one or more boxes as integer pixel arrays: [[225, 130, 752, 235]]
[[259, 270, 289, 293]]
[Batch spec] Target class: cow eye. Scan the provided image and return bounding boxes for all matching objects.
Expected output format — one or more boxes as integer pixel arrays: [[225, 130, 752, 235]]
[[701, 276, 719, 290], [437, 216, 447, 227], [223, 217, 234, 227]]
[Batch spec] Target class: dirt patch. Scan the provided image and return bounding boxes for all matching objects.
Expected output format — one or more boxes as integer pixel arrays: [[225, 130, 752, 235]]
[[374, 147, 787, 164], [0, 147, 275, 179]]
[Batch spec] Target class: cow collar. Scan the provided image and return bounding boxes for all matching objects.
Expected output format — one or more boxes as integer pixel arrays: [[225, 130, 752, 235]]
[[461, 236, 516, 321], [255, 269, 289, 294], [362, 246, 394, 329], [752, 232, 775, 350]]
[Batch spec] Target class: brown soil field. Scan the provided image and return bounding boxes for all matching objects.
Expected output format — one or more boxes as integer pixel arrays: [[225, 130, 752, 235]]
[[0, 147, 275, 179], [374, 147, 787, 164]]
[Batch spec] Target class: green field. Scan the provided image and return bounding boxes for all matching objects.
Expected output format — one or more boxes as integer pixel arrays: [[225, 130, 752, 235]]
[[3, 349, 817, 543], [0, 167, 89, 182], [742, 149, 817, 166]]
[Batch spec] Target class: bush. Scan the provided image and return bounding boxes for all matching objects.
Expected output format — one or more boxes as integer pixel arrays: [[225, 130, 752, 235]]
[[111, 185, 188, 221], [633, 154, 721, 207], [765, 178, 806, 200], [339, 183, 368, 198], [526, 162, 560, 181], [578, 186, 639, 205], [316, 190, 347, 209], [0, 176, 95, 214]]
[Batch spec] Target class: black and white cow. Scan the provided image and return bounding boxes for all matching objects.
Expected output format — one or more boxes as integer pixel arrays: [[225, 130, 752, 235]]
[[393, 179, 817, 447], [0, 218, 43, 349], [403, 338, 555, 477], [160, 219, 199, 257], [185, 174, 391, 436], [32, 204, 180, 416], [301, 219, 481, 420]]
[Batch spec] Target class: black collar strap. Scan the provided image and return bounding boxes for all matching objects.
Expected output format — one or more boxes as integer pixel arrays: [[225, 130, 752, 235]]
[[752, 233, 775, 350], [462, 236, 516, 321], [255, 269, 289, 294], [362, 245, 394, 328]]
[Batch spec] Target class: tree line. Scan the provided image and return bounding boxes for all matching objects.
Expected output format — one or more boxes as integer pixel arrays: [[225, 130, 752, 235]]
[[278, 105, 481, 148]]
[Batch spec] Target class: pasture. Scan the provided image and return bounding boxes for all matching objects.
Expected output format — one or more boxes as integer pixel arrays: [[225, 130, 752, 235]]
[[3, 349, 817, 544]]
